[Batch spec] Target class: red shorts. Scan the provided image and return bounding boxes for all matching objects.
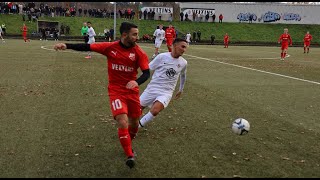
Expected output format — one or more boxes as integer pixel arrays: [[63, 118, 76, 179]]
[[22, 32, 27, 37], [281, 43, 289, 50], [108, 93, 141, 119], [166, 38, 174, 46], [304, 41, 310, 47]]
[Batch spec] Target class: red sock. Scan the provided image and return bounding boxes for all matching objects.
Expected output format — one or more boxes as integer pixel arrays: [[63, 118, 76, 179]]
[[118, 128, 133, 157], [281, 52, 283, 58], [284, 52, 286, 58], [128, 125, 138, 141], [304, 47, 306, 52], [307, 48, 309, 52]]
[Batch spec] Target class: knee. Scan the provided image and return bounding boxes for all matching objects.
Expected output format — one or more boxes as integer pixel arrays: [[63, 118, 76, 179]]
[[116, 117, 128, 128]]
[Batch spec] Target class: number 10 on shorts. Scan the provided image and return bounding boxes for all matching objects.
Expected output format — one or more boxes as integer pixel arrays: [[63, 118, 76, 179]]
[[112, 99, 123, 110]]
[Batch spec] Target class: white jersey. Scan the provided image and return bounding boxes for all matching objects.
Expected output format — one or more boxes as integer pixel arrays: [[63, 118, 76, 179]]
[[87, 27, 96, 44], [153, 28, 165, 41], [144, 52, 187, 95], [186, 33, 191, 42]]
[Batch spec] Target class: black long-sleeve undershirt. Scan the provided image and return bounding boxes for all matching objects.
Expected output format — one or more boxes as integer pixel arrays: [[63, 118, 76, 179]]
[[66, 43, 91, 51], [136, 69, 150, 85], [65, 43, 150, 85]]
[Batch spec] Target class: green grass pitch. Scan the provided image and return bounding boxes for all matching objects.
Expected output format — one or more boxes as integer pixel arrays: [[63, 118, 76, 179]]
[[0, 39, 320, 178]]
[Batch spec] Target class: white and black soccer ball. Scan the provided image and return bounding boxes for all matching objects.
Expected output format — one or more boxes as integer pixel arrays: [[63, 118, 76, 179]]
[[231, 118, 250, 135]]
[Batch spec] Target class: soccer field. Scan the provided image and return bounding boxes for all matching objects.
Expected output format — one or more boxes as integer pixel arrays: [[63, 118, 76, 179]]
[[0, 39, 320, 178]]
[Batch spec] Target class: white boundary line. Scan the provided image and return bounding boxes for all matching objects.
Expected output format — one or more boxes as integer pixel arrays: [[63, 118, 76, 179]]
[[141, 45, 320, 85]]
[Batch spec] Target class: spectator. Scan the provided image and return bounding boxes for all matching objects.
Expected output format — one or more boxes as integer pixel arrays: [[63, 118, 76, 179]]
[[109, 27, 114, 41], [158, 13, 162, 21], [210, 34, 215, 45], [139, 10, 142, 20], [84, 9, 87, 17], [104, 27, 110, 41], [53, 28, 59, 41], [60, 24, 65, 34], [249, 14, 253, 24], [192, 31, 197, 42], [197, 30, 201, 42], [212, 13, 216, 23], [151, 10, 155, 20], [205, 13, 209, 22], [78, 7, 82, 16], [185, 13, 189, 21], [180, 12, 184, 21], [219, 14, 223, 23], [143, 9, 147, 20], [40, 28, 47, 41], [66, 25, 70, 35], [192, 12, 196, 21]]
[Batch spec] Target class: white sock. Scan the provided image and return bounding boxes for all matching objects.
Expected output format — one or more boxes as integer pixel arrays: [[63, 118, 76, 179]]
[[139, 111, 155, 128]]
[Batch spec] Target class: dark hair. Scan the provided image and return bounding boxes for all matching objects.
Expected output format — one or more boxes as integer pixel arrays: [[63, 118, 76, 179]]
[[120, 22, 138, 35], [87, 21, 91, 24], [173, 38, 188, 45]]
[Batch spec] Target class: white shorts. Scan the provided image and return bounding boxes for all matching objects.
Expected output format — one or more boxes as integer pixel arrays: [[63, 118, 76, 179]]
[[88, 37, 95, 44], [154, 39, 163, 48], [140, 91, 172, 109]]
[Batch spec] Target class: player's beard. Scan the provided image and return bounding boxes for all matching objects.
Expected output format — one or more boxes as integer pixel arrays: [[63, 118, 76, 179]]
[[126, 37, 136, 47]]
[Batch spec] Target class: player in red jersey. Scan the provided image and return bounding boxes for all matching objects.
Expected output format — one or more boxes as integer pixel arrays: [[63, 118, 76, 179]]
[[164, 24, 176, 52], [54, 22, 150, 169], [303, 31, 312, 54], [21, 23, 30, 42], [224, 33, 229, 48], [278, 28, 292, 60]]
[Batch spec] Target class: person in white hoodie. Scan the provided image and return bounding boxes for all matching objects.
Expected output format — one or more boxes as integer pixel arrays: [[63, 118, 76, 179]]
[[85, 21, 96, 59]]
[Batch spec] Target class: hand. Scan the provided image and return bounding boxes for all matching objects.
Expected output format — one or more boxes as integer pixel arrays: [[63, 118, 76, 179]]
[[54, 43, 67, 51], [126, 80, 138, 89], [278, 42, 280, 44], [174, 91, 182, 100]]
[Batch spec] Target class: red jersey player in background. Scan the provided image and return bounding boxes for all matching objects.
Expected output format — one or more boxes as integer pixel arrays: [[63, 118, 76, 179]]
[[224, 33, 229, 48], [165, 24, 176, 52], [278, 28, 292, 60], [21, 23, 30, 42], [303, 31, 312, 54], [54, 22, 150, 169]]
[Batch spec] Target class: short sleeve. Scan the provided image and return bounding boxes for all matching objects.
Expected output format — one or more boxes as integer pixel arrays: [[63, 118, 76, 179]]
[[90, 42, 113, 55]]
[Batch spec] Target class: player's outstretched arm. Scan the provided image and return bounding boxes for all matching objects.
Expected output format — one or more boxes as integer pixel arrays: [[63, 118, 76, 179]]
[[54, 43, 91, 51]]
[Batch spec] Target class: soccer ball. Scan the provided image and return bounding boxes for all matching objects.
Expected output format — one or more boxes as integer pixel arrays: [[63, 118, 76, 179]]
[[231, 118, 250, 135]]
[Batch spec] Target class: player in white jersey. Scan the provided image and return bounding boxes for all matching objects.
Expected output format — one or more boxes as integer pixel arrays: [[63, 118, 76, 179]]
[[0, 27, 5, 43], [185, 32, 191, 45], [152, 24, 165, 59], [139, 38, 188, 128], [86, 21, 96, 59]]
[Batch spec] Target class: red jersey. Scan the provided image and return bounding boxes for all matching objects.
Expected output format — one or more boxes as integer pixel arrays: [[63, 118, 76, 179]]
[[224, 35, 229, 42], [90, 41, 149, 95], [165, 27, 176, 39], [304, 34, 312, 42], [22, 25, 28, 32], [278, 33, 292, 45]]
